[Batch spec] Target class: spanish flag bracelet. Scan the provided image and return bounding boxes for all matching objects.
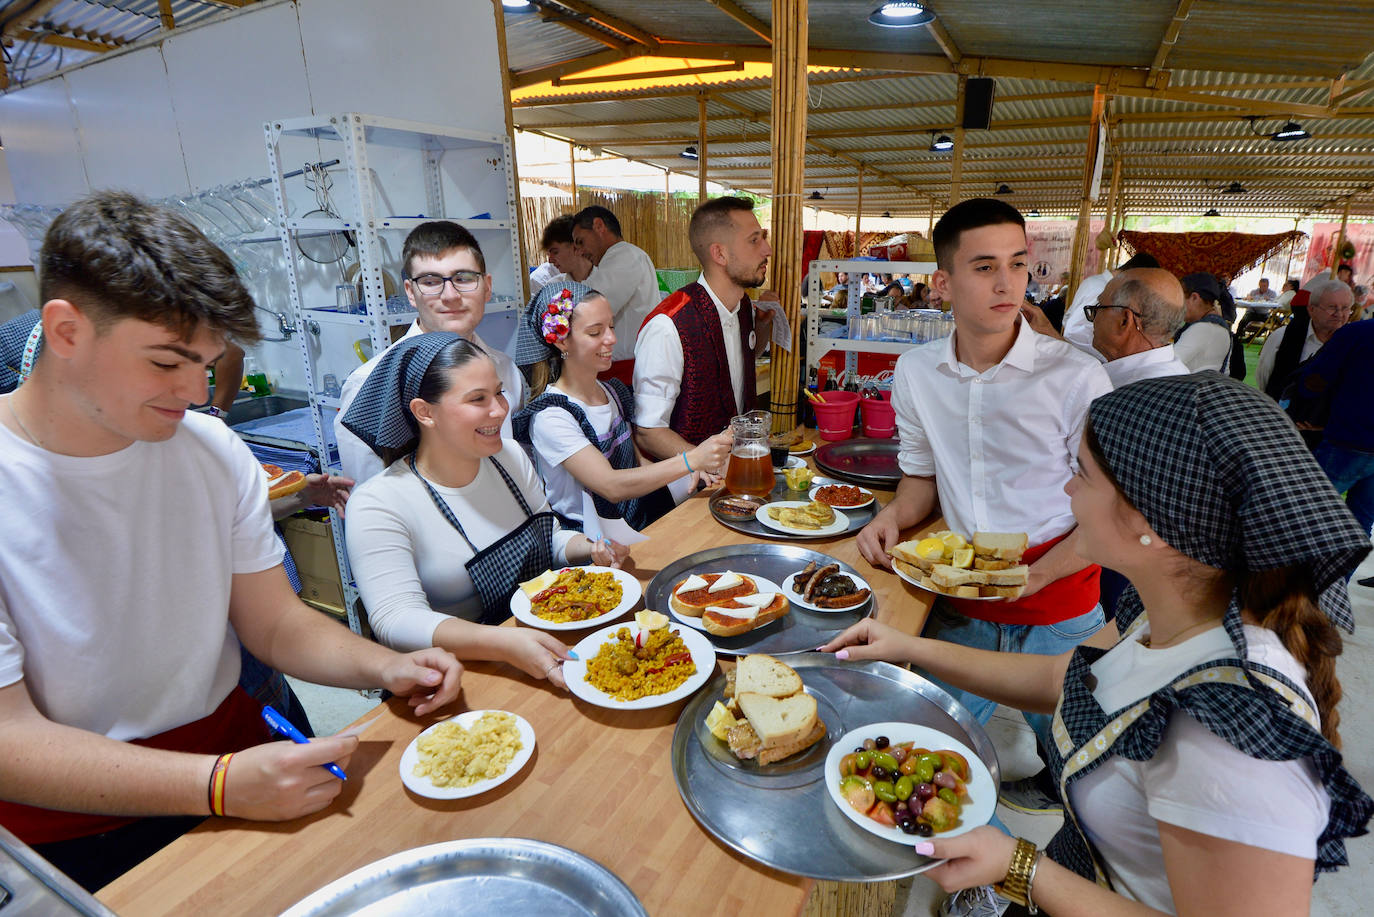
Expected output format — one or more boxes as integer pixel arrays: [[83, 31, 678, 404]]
[[207, 752, 234, 817]]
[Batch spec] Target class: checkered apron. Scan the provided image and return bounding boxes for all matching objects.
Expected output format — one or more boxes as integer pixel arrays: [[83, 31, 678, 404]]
[[406, 454, 555, 625], [512, 379, 671, 531], [1044, 603, 1373, 888], [0, 309, 41, 394]]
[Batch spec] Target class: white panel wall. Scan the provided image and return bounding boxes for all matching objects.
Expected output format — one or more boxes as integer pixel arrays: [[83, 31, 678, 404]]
[[0, 79, 89, 206]]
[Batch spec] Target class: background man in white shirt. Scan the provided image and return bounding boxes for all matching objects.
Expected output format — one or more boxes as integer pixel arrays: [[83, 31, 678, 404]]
[[1247, 277, 1277, 301], [1088, 268, 1190, 387], [335, 221, 526, 485], [1059, 251, 1162, 359], [572, 205, 659, 381], [1174, 272, 1234, 373]]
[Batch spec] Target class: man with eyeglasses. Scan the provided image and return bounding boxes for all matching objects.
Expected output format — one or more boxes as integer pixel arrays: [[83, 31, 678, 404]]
[[1086, 268, 1190, 387], [1257, 278, 1354, 396], [334, 221, 526, 485]]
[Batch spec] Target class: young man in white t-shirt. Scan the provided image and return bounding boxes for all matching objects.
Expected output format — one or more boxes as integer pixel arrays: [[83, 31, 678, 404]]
[[0, 192, 462, 891]]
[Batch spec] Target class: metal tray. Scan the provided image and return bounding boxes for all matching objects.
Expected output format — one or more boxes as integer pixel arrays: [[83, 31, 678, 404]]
[[814, 439, 902, 488], [279, 838, 646, 917], [709, 476, 877, 539], [670, 656, 1000, 882], [645, 544, 873, 656]]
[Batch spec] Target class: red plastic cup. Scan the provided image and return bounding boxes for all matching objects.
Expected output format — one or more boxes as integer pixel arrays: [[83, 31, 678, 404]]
[[861, 391, 896, 439], [812, 390, 861, 441]]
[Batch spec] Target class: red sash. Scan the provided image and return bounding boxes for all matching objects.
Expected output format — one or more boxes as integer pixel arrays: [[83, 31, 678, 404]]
[[946, 532, 1100, 626], [0, 686, 269, 846]]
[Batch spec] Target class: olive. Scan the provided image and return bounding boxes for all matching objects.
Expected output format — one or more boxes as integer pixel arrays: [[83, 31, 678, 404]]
[[914, 782, 936, 802], [915, 821, 934, 838], [894, 775, 914, 801], [854, 751, 872, 771], [937, 787, 958, 805], [933, 770, 958, 790], [871, 765, 890, 781], [872, 751, 900, 773], [898, 817, 919, 835], [890, 745, 909, 765], [894, 801, 910, 817], [873, 780, 897, 803], [918, 753, 943, 772], [863, 738, 877, 751], [874, 735, 890, 749], [854, 746, 867, 754], [913, 761, 935, 784]]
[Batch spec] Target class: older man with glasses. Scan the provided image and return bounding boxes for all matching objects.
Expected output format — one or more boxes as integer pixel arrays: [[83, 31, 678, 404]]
[[1085, 268, 1191, 387], [1257, 278, 1354, 397], [335, 221, 526, 485]]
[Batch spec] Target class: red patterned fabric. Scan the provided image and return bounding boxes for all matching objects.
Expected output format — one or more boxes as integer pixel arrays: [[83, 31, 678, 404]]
[[1117, 230, 1305, 280], [802, 230, 825, 277]]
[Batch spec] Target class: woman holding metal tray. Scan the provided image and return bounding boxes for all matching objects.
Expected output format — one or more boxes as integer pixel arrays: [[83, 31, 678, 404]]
[[822, 375, 1371, 916], [511, 281, 732, 538]]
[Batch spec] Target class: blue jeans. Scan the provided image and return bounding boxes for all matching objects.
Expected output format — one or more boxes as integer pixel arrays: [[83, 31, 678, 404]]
[[1316, 442, 1374, 537], [920, 601, 1105, 755]]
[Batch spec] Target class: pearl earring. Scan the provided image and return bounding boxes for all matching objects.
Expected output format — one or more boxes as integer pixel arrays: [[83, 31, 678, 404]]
[[1139, 535, 1152, 546]]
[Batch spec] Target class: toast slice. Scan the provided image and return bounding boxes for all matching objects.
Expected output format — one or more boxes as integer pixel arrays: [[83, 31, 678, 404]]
[[973, 557, 1015, 571], [669, 572, 757, 618], [734, 654, 803, 698], [890, 539, 940, 572], [984, 565, 1030, 586], [981, 584, 1026, 599], [758, 718, 827, 765], [972, 531, 1028, 562], [701, 594, 789, 637], [931, 564, 989, 589], [737, 691, 817, 749]]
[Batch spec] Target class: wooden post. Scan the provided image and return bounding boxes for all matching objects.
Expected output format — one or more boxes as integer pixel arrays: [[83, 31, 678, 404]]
[[569, 144, 578, 209], [854, 163, 864, 250], [1067, 86, 1106, 303], [698, 93, 709, 205], [158, 0, 175, 30], [1099, 156, 1121, 272], [1286, 218, 1300, 280], [1330, 194, 1352, 280], [949, 75, 967, 204], [664, 168, 671, 224], [1110, 184, 1128, 269], [490, 0, 528, 299], [768, 0, 807, 434], [927, 196, 936, 239]]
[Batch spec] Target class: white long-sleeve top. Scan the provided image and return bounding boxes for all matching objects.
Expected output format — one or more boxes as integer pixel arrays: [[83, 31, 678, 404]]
[[593, 240, 660, 362]]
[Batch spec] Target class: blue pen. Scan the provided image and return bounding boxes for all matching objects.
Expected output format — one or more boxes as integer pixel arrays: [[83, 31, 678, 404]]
[[262, 705, 348, 781]]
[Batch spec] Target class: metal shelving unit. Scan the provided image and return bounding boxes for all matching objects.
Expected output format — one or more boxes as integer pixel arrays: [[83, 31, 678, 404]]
[[804, 259, 939, 383], [263, 112, 523, 633]]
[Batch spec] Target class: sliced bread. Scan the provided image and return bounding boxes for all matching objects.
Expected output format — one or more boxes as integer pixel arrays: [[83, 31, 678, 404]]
[[972, 531, 1028, 561], [737, 691, 817, 748], [984, 564, 1030, 586], [734, 654, 804, 698], [931, 564, 989, 589]]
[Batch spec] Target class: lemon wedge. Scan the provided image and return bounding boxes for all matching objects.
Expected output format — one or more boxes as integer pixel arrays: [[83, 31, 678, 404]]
[[915, 537, 947, 560], [705, 701, 738, 741], [635, 610, 669, 631], [783, 466, 813, 491], [940, 532, 968, 552], [950, 547, 975, 569]]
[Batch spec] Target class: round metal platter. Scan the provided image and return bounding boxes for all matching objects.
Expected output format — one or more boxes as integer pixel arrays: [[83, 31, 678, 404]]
[[670, 656, 1001, 882], [814, 439, 902, 488], [279, 838, 647, 917], [644, 544, 873, 656], [709, 477, 877, 540]]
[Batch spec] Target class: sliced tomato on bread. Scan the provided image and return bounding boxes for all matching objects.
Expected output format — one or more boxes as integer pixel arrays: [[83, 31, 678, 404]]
[[262, 463, 308, 500], [700, 591, 789, 637], [669, 571, 757, 618]]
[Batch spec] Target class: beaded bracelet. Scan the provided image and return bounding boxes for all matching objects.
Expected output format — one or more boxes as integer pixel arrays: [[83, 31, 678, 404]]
[[207, 752, 234, 817], [994, 837, 1041, 913]]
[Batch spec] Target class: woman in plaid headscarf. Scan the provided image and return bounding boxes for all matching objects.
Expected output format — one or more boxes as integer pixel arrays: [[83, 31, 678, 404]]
[[824, 374, 1371, 916]]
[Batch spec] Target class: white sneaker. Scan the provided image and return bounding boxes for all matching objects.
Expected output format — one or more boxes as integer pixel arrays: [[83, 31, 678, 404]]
[[938, 885, 1010, 917]]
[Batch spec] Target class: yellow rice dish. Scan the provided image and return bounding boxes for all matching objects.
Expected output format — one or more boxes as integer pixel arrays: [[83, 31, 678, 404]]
[[413, 712, 523, 788], [531, 568, 623, 623], [585, 626, 697, 701]]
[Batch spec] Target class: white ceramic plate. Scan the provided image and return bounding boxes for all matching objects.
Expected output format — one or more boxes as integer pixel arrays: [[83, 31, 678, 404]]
[[808, 483, 875, 509], [779, 569, 873, 612], [755, 501, 850, 537], [509, 566, 642, 631], [665, 574, 787, 631], [563, 622, 716, 710], [774, 455, 806, 472], [824, 722, 995, 844], [891, 558, 1007, 602], [788, 441, 817, 457], [399, 710, 535, 800]]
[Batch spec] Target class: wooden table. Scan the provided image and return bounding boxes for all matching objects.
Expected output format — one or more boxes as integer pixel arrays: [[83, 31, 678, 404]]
[[100, 449, 938, 917]]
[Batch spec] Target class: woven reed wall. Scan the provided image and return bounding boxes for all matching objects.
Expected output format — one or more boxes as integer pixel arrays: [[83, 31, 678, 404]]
[[520, 182, 699, 271]]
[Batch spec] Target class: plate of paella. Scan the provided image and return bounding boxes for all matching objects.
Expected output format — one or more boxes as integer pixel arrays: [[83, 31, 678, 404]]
[[563, 619, 716, 710], [510, 566, 642, 631]]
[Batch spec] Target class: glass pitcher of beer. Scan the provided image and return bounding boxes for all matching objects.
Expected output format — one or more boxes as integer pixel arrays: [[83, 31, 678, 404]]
[[724, 410, 774, 497]]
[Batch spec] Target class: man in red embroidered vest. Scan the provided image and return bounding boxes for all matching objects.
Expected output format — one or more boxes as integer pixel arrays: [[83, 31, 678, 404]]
[[857, 198, 1113, 808], [633, 196, 775, 460], [0, 192, 462, 892]]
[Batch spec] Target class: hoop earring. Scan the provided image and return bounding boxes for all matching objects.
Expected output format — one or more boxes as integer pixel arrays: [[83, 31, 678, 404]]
[[1139, 535, 1152, 546]]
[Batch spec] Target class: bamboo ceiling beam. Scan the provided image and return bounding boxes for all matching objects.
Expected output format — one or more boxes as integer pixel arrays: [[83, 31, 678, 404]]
[[1330, 79, 1374, 107], [553, 60, 743, 86], [540, 11, 630, 50], [1146, 0, 1195, 88], [8, 28, 119, 52], [700, 0, 771, 42], [511, 47, 646, 88], [544, 0, 660, 47], [1, 0, 63, 37], [925, 18, 962, 67], [1108, 84, 1332, 118], [157, 0, 175, 31]]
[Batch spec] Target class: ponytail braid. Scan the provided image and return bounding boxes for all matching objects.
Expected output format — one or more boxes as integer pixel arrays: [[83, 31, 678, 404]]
[[1240, 567, 1344, 749]]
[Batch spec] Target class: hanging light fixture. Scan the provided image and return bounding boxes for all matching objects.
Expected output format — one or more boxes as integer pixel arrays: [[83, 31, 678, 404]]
[[679, 145, 699, 160], [882, 211, 892, 218], [929, 133, 954, 152], [808, 190, 826, 201], [1272, 121, 1310, 141], [1028, 209, 1041, 218], [994, 183, 1014, 195], [502, 0, 535, 11], [1203, 207, 1221, 217], [868, 2, 935, 27], [1221, 181, 1247, 194]]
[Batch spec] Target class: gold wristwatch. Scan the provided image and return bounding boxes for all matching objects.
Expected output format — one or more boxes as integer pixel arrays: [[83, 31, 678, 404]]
[[994, 837, 1042, 914]]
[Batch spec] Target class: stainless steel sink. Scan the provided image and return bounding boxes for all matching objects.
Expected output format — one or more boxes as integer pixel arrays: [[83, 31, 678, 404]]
[[225, 394, 309, 425]]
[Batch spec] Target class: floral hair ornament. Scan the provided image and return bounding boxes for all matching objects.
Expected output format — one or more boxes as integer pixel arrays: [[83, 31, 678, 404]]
[[541, 287, 577, 343]]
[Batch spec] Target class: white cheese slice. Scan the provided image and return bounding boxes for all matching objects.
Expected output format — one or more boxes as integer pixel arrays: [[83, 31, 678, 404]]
[[706, 604, 758, 622], [268, 472, 290, 488], [735, 592, 778, 608], [677, 574, 708, 594], [708, 571, 744, 593]]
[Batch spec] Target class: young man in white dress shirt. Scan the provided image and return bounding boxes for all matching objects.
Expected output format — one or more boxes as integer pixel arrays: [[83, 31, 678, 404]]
[[857, 196, 1112, 754], [334, 221, 526, 485], [571, 205, 659, 384]]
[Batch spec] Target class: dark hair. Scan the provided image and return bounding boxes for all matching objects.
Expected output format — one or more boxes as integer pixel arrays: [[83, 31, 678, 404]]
[[379, 337, 492, 466], [1083, 418, 1345, 748], [1118, 252, 1160, 271], [39, 190, 260, 343], [401, 221, 486, 278], [688, 196, 755, 264], [1181, 276, 1217, 304], [1283, 278, 1300, 292], [572, 205, 622, 239], [529, 289, 609, 397], [540, 214, 577, 251], [1337, 263, 1353, 276], [879, 281, 904, 298], [914, 282, 927, 297], [932, 198, 1025, 270]]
